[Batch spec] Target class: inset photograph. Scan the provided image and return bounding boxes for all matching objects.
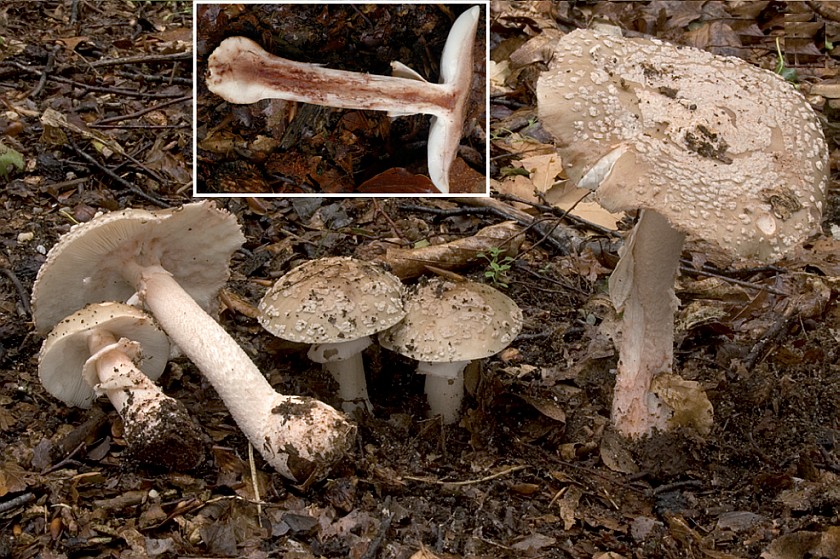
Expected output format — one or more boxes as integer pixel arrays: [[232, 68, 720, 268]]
[[195, 3, 488, 196]]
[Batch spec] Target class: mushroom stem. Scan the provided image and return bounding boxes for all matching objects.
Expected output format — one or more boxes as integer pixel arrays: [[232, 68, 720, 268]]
[[418, 360, 469, 424], [131, 264, 355, 482], [208, 36, 453, 116], [85, 329, 167, 418], [84, 329, 205, 470], [206, 6, 480, 193], [308, 337, 373, 414], [608, 210, 685, 438]]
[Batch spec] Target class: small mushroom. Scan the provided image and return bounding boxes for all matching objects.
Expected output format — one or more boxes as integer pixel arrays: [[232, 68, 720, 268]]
[[205, 6, 481, 193], [38, 302, 204, 470], [258, 257, 406, 414], [31, 201, 355, 482], [537, 29, 828, 438], [378, 277, 523, 424]]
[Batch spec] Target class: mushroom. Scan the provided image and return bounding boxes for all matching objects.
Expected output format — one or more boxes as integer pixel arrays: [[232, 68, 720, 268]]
[[205, 6, 481, 193], [31, 201, 355, 482], [378, 277, 523, 424], [536, 29, 828, 438], [257, 257, 406, 414], [38, 302, 204, 470]]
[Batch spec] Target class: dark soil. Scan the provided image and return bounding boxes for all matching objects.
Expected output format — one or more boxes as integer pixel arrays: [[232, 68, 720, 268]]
[[1, 2, 840, 559]]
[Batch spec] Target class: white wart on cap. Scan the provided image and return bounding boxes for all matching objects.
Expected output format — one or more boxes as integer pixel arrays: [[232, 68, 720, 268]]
[[39, 302, 204, 470], [537, 29, 828, 264], [378, 277, 522, 423], [258, 256, 406, 413]]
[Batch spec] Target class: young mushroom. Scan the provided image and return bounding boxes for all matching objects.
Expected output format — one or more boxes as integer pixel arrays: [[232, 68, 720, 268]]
[[257, 257, 406, 415], [31, 202, 355, 482], [378, 277, 523, 424], [38, 302, 204, 470], [205, 6, 481, 193], [537, 29, 828, 438]]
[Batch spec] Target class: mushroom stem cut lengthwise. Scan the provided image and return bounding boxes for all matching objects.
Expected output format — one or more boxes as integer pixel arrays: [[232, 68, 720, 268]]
[[537, 29, 829, 438], [205, 6, 481, 193], [31, 202, 355, 482]]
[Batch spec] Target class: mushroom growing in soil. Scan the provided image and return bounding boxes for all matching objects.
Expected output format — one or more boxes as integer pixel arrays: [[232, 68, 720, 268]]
[[31, 201, 355, 482], [39, 302, 204, 470], [378, 277, 523, 424], [205, 6, 481, 193], [537, 29, 828, 438], [258, 257, 406, 415]]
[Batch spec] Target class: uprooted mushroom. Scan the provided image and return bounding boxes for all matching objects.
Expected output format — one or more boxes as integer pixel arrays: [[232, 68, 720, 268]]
[[31, 201, 355, 482], [205, 6, 481, 193], [38, 302, 204, 470], [537, 29, 828, 438]]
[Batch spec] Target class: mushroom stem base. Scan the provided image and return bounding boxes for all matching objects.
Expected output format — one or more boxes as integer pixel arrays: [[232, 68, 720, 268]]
[[85, 330, 205, 470], [420, 360, 469, 424], [135, 265, 356, 481]]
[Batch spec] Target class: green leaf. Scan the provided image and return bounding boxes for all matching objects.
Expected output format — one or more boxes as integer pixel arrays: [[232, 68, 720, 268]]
[[0, 143, 24, 180]]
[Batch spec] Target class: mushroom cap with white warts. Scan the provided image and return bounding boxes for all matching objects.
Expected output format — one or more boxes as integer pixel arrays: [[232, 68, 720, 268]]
[[258, 256, 406, 344], [378, 277, 523, 363], [31, 201, 245, 336], [536, 29, 828, 265], [39, 302, 170, 408]]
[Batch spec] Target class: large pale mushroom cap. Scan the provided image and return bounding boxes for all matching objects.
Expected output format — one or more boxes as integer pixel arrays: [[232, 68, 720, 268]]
[[537, 29, 828, 264], [258, 256, 406, 344], [39, 302, 170, 408], [378, 277, 523, 363], [31, 201, 245, 336]]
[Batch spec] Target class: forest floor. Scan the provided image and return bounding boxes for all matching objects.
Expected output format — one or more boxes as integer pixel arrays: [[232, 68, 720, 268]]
[[1, 2, 839, 559]]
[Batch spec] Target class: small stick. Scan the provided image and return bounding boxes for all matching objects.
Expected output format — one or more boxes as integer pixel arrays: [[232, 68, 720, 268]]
[[0, 492, 34, 514], [94, 94, 191, 125], [248, 443, 263, 527], [402, 464, 529, 486], [67, 138, 170, 208], [0, 267, 31, 315]]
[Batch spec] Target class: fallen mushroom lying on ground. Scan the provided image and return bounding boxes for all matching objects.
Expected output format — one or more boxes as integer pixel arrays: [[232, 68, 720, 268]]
[[537, 29, 828, 438], [205, 6, 481, 193], [38, 302, 204, 470], [32, 201, 355, 482]]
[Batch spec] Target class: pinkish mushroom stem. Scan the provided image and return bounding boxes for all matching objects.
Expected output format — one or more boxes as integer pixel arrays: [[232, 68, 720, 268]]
[[205, 6, 480, 193], [609, 210, 685, 437], [85, 329, 171, 421], [125, 262, 355, 482]]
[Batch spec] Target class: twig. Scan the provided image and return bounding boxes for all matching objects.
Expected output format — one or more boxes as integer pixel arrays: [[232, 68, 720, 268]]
[[67, 138, 170, 208], [93, 94, 191, 125], [0, 492, 34, 514], [402, 464, 529, 486], [0, 267, 31, 315], [679, 260, 788, 296], [402, 199, 573, 253], [743, 300, 797, 370], [115, 70, 192, 86], [84, 51, 192, 69], [3, 62, 186, 99], [248, 443, 263, 528], [31, 45, 59, 98]]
